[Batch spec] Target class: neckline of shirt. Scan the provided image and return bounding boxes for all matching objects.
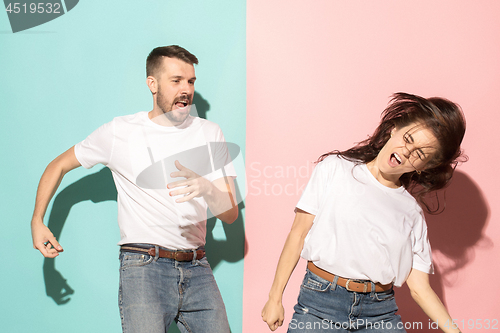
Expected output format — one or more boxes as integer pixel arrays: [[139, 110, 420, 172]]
[[141, 111, 199, 131], [360, 162, 406, 193]]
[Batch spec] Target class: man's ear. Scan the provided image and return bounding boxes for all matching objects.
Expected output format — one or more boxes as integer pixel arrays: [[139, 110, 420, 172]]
[[146, 76, 157, 94]]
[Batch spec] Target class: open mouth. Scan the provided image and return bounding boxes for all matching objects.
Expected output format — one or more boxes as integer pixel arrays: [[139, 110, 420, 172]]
[[173, 95, 191, 109], [390, 153, 402, 165], [175, 100, 189, 109]]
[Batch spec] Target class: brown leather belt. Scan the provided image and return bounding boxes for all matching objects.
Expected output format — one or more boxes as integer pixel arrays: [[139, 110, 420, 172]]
[[121, 245, 205, 262], [307, 262, 392, 293]]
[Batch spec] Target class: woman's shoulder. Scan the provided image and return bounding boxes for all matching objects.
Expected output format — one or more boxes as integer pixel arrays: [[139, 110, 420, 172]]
[[318, 154, 359, 168], [310, 155, 361, 181]]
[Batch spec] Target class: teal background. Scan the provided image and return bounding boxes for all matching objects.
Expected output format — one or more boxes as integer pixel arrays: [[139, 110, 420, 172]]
[[0, 1, 246, 332]]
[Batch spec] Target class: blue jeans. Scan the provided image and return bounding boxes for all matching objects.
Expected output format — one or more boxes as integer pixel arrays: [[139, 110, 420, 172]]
[[118, 245, 230, 333], [288, 269, 406, 332]]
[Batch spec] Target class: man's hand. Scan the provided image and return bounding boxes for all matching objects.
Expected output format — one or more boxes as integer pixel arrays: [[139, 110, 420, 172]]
[[167, 160, 238, 223], [262, 299, 285, 331], [32, 220, 63, 258], [167, 160, 212, 203]]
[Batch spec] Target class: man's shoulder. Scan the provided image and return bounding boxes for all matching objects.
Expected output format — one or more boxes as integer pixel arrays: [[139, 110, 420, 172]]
[[98, 111, 147, 131], [190, 116, 222, 132], [113, 111, 147, 124]]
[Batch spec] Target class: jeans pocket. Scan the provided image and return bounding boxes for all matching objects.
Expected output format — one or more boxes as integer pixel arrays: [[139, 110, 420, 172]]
[[302, 271, 332, 292], [195, 256, 211, 268], [374, 289, 395, 302], [119, 252, 154, 270]]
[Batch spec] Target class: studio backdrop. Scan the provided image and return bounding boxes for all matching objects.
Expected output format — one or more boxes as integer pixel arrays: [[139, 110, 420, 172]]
[[1, 1, 499, 333]]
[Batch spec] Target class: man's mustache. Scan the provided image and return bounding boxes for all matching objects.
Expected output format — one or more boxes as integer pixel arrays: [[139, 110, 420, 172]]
[[174, 95, 192, 105]]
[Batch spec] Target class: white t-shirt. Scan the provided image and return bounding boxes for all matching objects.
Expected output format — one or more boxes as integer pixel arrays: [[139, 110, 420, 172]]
[[74, 111, 236, 250], [297, 155, 433, 287]]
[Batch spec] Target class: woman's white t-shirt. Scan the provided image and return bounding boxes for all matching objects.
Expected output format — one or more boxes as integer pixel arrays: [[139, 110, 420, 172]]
[[297, 155, 433, 287]]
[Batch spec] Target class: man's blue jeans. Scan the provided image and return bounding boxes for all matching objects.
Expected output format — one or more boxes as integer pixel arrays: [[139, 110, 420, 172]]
[[118, 245, 230, 333], [288, 269, 406, 332]]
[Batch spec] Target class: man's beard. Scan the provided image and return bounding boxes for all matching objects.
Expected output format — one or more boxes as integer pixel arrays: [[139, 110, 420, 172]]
[[157, 90, 192, 125]]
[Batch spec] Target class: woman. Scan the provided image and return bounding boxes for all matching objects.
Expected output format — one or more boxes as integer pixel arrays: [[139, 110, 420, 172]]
[[262, 93, 466, 332]]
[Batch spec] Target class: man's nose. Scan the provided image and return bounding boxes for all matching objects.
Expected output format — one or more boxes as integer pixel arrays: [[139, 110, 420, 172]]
[[180, 81, 194, 94]]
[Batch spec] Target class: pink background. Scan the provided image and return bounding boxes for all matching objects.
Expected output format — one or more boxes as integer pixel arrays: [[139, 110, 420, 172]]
[[245, 1, 500, 332]]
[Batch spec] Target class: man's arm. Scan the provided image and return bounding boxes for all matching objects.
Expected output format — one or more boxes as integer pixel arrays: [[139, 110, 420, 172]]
[[31, 146, 82, 257], [167, 160, 238, 224], [203, 176, 238, 223], [406, 268, 462, 333]]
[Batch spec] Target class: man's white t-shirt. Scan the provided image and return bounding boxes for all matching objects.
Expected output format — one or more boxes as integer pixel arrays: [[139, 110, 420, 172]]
[[297, 155, 433, 287], [74, 111, 236, 250]]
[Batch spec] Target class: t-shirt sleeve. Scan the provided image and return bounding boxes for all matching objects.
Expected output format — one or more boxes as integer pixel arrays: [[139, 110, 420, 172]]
[[74, 120, 115, 169], [411, 212, 434, 274], [295, 157, 332, 216], [204, 127, 237, 183]]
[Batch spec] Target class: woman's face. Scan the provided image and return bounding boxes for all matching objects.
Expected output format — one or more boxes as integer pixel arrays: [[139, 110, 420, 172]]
[[371, 122, 440, 185]]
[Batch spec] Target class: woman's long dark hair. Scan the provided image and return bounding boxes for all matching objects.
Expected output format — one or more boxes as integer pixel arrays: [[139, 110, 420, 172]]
[[318, 92, 467, 213]]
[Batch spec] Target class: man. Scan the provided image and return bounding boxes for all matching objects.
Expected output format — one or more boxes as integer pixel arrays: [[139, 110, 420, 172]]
[[31, 45, 237, 332]]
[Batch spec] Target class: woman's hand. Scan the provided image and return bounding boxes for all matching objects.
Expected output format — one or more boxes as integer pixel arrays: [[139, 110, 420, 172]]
[[262, 298, 285, 331]]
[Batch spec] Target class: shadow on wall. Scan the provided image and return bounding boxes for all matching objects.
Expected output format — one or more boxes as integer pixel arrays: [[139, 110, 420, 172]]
[[396, 171, 491, 332], [42, 91, 245, 332]]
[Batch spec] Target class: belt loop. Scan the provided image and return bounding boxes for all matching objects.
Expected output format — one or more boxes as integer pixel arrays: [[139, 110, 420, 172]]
[[192, 248, 197, 264], [154, 245, 160, 261], [370, 282, 376, 297], [331, 275, 339, 291]]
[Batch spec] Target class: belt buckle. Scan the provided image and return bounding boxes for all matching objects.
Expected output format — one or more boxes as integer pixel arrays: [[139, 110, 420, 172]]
[[172, 251, 181, 260], [345, 279, 369, 293]]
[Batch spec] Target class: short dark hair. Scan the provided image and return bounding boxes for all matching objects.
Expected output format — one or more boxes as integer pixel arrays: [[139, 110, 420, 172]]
[[146, 45, 199, 78]]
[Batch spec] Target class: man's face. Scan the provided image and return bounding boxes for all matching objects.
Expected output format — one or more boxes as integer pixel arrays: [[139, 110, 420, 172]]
[[155, 57, 196, 125]]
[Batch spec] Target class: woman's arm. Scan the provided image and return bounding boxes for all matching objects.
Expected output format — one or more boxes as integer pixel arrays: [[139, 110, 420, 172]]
[[261, 209, 315, 331], [406, 268, 462, 333]]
